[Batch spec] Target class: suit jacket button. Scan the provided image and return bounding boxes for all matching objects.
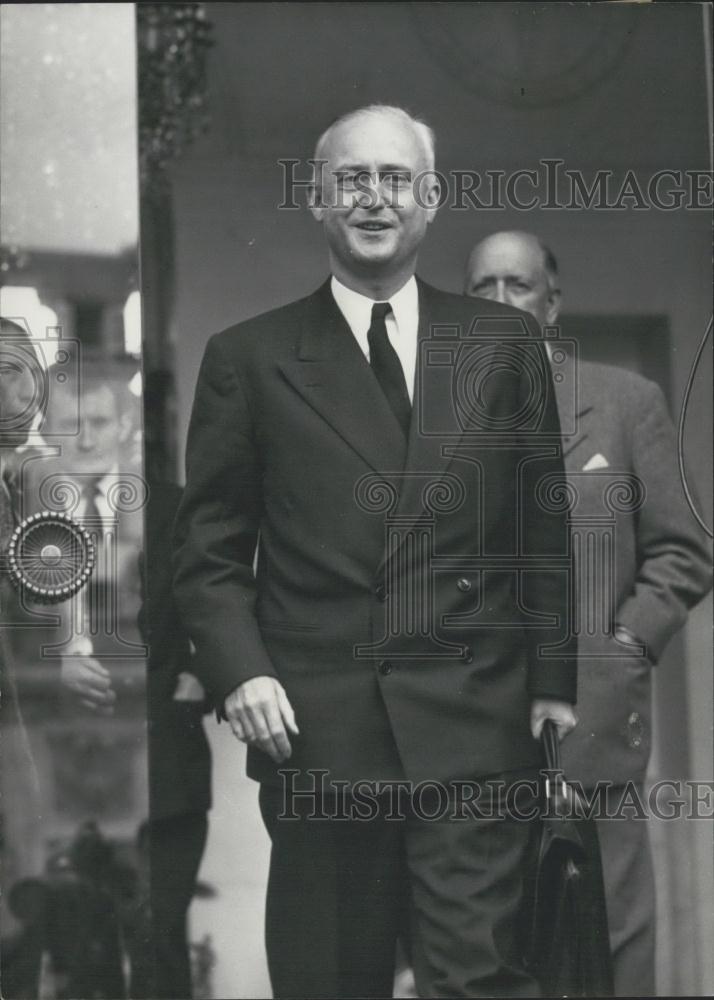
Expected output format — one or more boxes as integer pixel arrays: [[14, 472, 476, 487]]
[[377, 659, 392, 676], [457, 577, 471, 593], [463, 646, 474, 664], [374, 583, 387, 602]]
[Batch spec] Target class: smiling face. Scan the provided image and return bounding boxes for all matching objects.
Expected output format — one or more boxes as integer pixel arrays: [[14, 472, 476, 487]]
[[465, 232, 561, 327], [310, 111, 440, 295]]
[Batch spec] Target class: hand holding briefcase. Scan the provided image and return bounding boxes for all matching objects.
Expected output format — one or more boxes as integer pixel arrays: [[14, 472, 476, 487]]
[[522, 720, 614, 998]]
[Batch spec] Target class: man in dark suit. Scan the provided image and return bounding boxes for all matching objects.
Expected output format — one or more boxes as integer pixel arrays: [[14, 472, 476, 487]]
[[174, 106, 577, 998], [16, 360, 143, 708], [465, 230, 713, 997]]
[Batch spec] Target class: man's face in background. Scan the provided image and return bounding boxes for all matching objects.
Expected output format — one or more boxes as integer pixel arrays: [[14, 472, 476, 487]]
[[43, 382, 132, 477], [0, 335, 42, 443], [465, 232, 560, 327]]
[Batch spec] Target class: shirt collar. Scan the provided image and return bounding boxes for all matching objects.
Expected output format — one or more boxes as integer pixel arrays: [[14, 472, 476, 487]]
[[70, 466, 119, 498], [331, 275, 418, 336], [95, 466, 120, 497]]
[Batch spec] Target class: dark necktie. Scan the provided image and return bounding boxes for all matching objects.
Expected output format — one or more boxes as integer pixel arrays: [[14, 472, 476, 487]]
[[367, 302, 412, 440], [81, 479, 103, 538]]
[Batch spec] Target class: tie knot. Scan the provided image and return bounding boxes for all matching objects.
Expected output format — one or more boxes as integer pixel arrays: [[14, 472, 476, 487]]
[[371, 302, 392, 323]]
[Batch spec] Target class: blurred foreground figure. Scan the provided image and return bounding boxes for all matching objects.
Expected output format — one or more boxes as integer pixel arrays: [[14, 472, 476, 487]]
[[465, 231, 713, 996], [140, 482, 211, 999]]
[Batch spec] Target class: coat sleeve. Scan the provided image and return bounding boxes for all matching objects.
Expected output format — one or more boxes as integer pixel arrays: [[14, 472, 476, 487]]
[[172, 333, 278, 711], [615, 379, 713, 662], [518, 324, 578, 704]]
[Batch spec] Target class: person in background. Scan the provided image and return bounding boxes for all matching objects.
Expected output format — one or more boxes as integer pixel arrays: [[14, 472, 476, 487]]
[[23, 359, 142, 709], [139, 481, 212, 1000], [34, 363, 211, 997], [1, 317, 43, 551], [1, 317, 41, 645], [464, 230, 713, 996]]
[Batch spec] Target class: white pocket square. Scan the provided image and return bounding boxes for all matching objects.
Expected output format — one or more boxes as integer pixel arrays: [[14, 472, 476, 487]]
[[582, 453, 610, 471]]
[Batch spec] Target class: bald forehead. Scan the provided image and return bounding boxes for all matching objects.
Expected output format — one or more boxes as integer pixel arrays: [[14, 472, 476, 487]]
[[320, 112, 429, 170], [470, 233, 546, 274], [45, 382, 119, 418]]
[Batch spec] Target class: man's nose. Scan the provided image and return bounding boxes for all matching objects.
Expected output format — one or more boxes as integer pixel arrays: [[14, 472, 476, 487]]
[[493, 280, 510, 305], [356, 174, 387, 210], [77, 422, 95, 450]]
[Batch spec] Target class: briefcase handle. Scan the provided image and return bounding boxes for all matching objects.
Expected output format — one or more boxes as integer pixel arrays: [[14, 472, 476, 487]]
[[541, 719, 567, 804], [541, 718, 560, 770]]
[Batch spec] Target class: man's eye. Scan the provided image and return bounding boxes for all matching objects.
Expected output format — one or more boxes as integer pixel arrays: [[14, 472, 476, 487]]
[[381, 173, 410, 187], [337, 172, 370, 188]]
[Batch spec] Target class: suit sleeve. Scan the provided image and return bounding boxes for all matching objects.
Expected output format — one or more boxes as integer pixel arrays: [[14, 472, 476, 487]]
[[173, 334, 278, 711], [519, 322, 578, 704], [615, 380, 713, 662]]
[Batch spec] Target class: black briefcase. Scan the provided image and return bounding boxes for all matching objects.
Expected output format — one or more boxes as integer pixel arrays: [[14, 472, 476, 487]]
[[521, 720, 614, 998]]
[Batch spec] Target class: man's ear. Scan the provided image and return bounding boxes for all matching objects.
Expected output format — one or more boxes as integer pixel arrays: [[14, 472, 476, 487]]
[[118, 412, 133, 444], [546, 288, 561, 326], [418, 171, 442, 224]]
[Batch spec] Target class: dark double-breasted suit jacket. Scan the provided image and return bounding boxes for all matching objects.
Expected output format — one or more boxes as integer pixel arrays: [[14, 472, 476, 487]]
[[555, 360, 712, 787], [173, 279, 578, 789]]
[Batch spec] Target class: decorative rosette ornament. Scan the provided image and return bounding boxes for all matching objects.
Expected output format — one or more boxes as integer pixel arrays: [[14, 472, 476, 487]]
[[7, 511, 95, 603]]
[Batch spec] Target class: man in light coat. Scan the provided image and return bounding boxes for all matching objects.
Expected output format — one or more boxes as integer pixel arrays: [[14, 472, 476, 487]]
[[465, 230, 713, 997]]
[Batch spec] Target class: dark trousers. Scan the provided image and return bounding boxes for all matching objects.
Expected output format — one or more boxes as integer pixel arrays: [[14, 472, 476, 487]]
[[149, 812, 209, 1000], [259, 782, 539, 999]]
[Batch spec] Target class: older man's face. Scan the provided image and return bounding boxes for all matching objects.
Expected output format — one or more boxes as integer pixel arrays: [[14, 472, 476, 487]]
[[311, 114, 439, 280], [466, 233, 559, 327]]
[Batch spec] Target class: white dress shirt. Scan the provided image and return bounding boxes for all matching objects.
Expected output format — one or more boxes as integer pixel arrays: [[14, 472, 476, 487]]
[[331, 275, 419, 402], [74, 469, 117, 537], [61, 467, 118, 657]]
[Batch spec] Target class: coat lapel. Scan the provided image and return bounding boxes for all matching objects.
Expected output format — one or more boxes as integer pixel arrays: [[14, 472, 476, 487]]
[[278, 281, 407, 475], [553, 353, 594, 462], [392, 280, 459, 524]]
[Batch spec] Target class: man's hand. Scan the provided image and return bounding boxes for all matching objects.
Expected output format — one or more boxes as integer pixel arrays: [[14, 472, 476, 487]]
[[60, 656, 116, 715], [530, 698, 577, 741], [225, 676, 299, 764]]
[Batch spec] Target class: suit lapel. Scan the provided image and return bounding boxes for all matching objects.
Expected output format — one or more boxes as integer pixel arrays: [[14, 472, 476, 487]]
[[553, 353, 594, 462], [278, 281, 407, 474], [392, 280, 458, 524]]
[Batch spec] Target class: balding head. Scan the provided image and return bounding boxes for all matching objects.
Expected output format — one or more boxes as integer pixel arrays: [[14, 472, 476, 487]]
[[464, 231, 561, 327], [314, 105, 435, 175], [309, 104, 441, 298]]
